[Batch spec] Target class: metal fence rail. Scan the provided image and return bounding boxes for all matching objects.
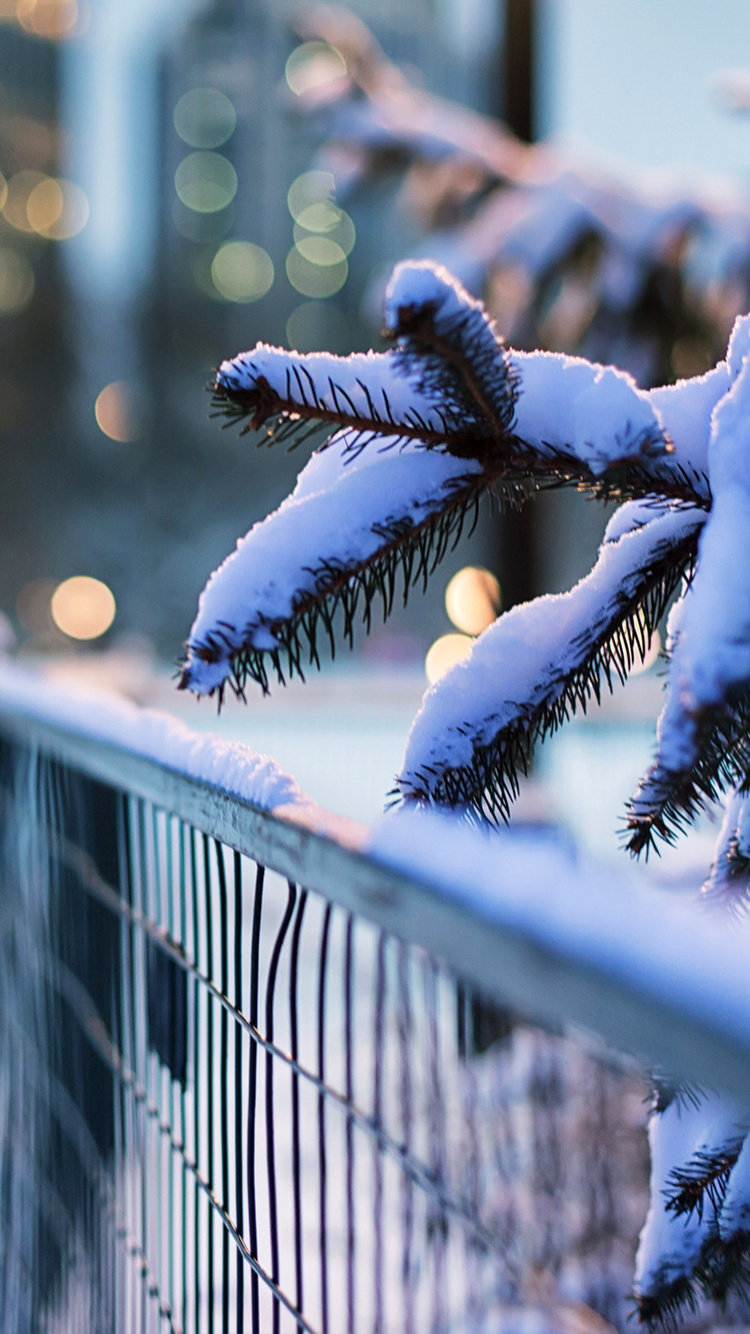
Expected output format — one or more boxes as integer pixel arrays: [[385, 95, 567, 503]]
[[0, 692, 746, 1333]]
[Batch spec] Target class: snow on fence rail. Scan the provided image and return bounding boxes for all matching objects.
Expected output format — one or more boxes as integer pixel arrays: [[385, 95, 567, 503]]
[[1, 664, 750, 1332]]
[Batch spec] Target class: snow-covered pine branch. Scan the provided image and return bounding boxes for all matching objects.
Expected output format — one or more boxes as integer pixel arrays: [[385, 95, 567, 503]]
[[396, 501, 703, 821]]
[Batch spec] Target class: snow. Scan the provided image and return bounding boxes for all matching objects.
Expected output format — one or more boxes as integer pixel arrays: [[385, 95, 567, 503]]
[[635, 1095, 746, 1297], [216, 344, 449, 438], [644, 355, 750, 779], [398, 504, 703, 799], [182, 428, 481, 695], [511, 348, 668, 475], [702, 785, 750, 900], [0, 660, 309, 812]]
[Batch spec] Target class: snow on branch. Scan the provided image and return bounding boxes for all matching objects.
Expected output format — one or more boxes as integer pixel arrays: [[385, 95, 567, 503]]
[[626, 352, 750, 856], [396, 503, 703, 821], [213, 262, 706, 504], [179, 429, 485, 699], [702, 787, 750, 912]]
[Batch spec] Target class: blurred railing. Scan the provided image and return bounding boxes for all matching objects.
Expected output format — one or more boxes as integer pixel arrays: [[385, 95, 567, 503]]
[[0, 689, 749, 1333]]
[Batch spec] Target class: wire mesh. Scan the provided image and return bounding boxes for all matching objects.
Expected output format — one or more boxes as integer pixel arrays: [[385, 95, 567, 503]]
[[0, 735, 650, 1334]]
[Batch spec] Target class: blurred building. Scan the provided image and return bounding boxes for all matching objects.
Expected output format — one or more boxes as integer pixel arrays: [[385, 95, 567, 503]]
[[0, 0, 513, 663]]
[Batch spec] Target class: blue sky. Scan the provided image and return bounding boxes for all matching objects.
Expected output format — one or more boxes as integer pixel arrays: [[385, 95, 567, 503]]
[[542, 0, 750, 185]]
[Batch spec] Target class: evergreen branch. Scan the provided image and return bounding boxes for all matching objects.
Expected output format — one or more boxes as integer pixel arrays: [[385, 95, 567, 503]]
[[664, 1138, 745, 1222], [179, 470, 488, 702], [701, 788, 750, 914], [635, 1228, 750, 1327], [624, 691, 750, 858], [396, 514, 701, 823]]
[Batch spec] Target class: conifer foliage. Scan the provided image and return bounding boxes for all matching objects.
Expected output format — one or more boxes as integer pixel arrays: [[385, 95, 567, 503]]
[[181, 258, 750, 1325]]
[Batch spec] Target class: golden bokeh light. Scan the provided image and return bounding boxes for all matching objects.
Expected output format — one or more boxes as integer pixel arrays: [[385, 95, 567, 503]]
[[211, 241, 274, 303], [26, 176, 88, 239], [294, 235, 347, 268], [425, 633, 474, 685], [16, 0, 78, 39], [94, 382, 139, 443], [51, 577, 116, 641], [174, 87, 236, 149], [445, 566, 501, 636], [285, 41, 347, 97], [287, 171, 335, 223], [286, 245, 347, 298], [294, 205, 355, 255], [0, 248, 34, 314], [2, 171, 46, 231], [174, 152, 237, 214]]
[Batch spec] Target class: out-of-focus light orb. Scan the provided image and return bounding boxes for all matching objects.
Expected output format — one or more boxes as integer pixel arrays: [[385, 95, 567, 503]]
[[287, 171, 335, 223], [285, 41, 347, 97], [211, 241, 274, 303], [425, 633, 474, 685], [630, 629, 661, 675], [3, 171, 46, 231], [17, 0, 78, 39], [51, 577, 115, 641], [174, 152, 237, 214], [445, 566, 501, 636], [172, 197, 233, 242], [294, 235, 347, 268], [286, 301, 351, 354], [286, 245, 347, 298], [174, 88, 236, 149], [94, 381, 139, 443], [26, 177, 88, 239], [0, 248, 34, 314], [294, 209, 355, 257]]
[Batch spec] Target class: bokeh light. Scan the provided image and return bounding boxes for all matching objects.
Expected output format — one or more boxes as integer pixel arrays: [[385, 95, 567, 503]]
[[174, 88, 236, 149], [94, 382, 140, 443], [445, 567, 501, 636], [287, 171, 336, 223], [294, 235, 347, 268], [174, 152, 237, 214], [51, 576, 116, 641], [286, 245, 347, 298], [0, 248, 34, 314], [425, 633, 474, 685], [16, 0, 79, 39], [285, 41, 347, 97], [172, 197, 234, 243], [294, 205, 355, 256], [26, 177, 88, 239], [2, 171, 46, 231], [286, 301, 351, 353], [211, 241, 274, 303]]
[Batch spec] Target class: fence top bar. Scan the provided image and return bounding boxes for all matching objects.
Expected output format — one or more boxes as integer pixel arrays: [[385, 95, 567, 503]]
[[2, 662, 750, 1104]]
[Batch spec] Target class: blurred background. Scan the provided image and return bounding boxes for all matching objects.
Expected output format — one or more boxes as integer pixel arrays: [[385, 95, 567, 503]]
[[2, 0, 750, 833]]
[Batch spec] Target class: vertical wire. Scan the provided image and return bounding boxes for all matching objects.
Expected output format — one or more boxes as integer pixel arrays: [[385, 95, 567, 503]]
[[317, 904, 332, 1334], [215, 840, 231, 1334], [289, 889, 308, 1330], [190, 827, 202, 1330], [203, 834, 215, 1334], [179, 821, 189, 1334], [344, 915, 355, 1334], [247, 864, 265, 1334], [165, 813, 176, 1329], [425, 961, 448, 1333], [234, 851, 245, 1334], [136, 800, 149, 1334], [398, 943, 415, 1334], [265, 881, 298, 1334], [150, 806, 165, 1324], [373, 934, 387, 1334]]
